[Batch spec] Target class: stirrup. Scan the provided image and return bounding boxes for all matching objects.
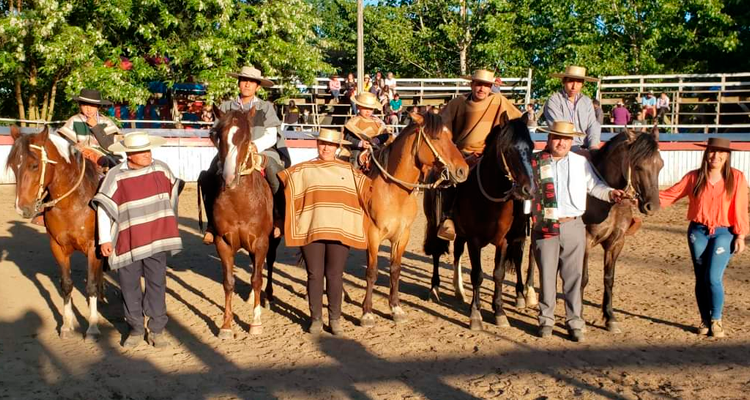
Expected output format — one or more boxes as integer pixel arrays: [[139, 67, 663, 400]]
[[202, 231, 215, 245], [437, 219, 456, 241]]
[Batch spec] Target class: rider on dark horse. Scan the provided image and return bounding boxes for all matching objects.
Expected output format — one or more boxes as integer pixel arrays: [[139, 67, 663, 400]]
[[436, 69, 522, 240], [343, 91, 392, 170], [199, 66, 291, 243]]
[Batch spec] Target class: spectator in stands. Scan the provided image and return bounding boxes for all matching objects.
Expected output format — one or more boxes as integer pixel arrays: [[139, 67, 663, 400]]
[[491, 77, 504, 94], [543, 65, 601, 150], [385, 72, 397, 94], [284, 100, 300, 126], [592, 99, 604, 127], [633, 109, 647, 132], [380, 85, 391, 112], [611, 101, 631, 129], [363, 74, 372, 93], [201, 105, 214, 123], [300, 108, 312, 130], [374, 71, 385, 90], [641, 91, 657, 122], [345, 73, 358, 115], [389, 93, 403, 125], [328, 74, 341, 104], [657, 92, 671, 125], [526, 103, 538, 128]]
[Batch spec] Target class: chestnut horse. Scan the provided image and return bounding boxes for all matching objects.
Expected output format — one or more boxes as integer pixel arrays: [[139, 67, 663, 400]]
[[423, 115, 534, 331], [360, 112, 469, 327], [7, 126, 103, 339], [200, 109, 279, 338]]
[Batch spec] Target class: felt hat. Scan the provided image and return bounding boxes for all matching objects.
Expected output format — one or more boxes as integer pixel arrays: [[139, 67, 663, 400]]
[[352, 92, 382, 110], [466, 69, 496, 85], [696, 137, 736, 152], [309, 128, 351, 146], [108, 131, 167, 153], [551, 65, 599, 83], [538, 121, 586, 138], [228, 66, 274, 87], [72, 89, 112, 106]]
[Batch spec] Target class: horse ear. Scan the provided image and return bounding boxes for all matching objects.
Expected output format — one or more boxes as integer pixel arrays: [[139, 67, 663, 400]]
[[520, 111, 529, 125], [213, 104, 223, 120], [10, 125, 21, 141], [623, 128, 637, 143], [410, 111, 424, 126], [650, 124, 660, 142], [39, 125, 49, 141]]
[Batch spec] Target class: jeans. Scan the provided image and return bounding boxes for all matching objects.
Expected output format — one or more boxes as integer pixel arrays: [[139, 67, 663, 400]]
[[687, 222, 734, 321]]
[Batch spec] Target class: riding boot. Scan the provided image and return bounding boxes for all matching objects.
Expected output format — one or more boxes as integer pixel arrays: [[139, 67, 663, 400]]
[[264, 157, 284, 238], [200, 156, 221, 245], [436, 187, 457, 241]]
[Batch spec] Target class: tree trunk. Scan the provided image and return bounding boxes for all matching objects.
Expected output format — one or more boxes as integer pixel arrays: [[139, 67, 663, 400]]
[[15, 78, 26, 127], [459, 0, 468, 76], [47, 79, 58, 122], [28, 63, 39, 126], [41, 90, 49, 122]]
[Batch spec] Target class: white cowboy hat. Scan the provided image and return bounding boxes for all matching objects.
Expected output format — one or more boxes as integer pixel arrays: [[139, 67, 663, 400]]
[[538, 121, 586, 138], [227, 66, 274, 88], [108, 131, 167, 153], [464, 69, 496, 85], [307, 128, 351, 146], [352, 92, 382, 111], [550, 65, 599, 83]]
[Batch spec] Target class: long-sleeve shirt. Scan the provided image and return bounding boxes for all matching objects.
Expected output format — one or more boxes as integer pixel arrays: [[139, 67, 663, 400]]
[[550, 153, 613, 218], [543, 90, 601, 149], [659, 169, 749, 235], [611, 106, 631, 125], [218, 96, 281, 153]]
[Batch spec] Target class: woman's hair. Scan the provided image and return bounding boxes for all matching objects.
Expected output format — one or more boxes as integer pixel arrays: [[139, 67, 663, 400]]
[[289, 100, 296, 107], [693, 148, 735, 199]]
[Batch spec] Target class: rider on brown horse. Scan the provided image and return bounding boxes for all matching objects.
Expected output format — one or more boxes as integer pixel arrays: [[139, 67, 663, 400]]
[[437, 69, 522, 240], [58, 89, 122, 169], [344, 92, 392, 170], [200, 66, 291, 242]]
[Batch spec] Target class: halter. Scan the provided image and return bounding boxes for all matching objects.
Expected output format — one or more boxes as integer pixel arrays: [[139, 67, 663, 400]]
[[368, 126, 454, 191], [27, 144, 87, 214], [623, 163, 639, 202], [476, 150, 516, 203]]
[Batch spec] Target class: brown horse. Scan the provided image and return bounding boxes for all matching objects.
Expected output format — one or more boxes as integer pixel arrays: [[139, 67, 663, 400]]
[[360, 112, 469, 327], [200, 108, 278, 339], [7, 126, 103, 339], [423, 115, 534, 331]]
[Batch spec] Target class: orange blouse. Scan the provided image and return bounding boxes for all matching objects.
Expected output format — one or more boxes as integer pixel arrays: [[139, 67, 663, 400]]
[[659, 169, 749, 235]]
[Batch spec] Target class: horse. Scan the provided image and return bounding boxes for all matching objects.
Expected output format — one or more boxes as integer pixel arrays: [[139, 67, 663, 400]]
[[359, 112, 469, 327], [7, 126, 104, 339], [423, 115, 534, 331], [199, 108, 280, 339]]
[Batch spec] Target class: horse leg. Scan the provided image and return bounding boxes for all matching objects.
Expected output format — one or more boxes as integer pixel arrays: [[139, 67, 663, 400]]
[[250, 236, 269, 335], [525, 240, 538, 307], [50, 239, 75, 339], [389, 232, 410, 324], [264, 236, 281, 305], [492, 246, 510, 327], [84, 245, 103, 340], [429, 252, 442, 303], [602, 239, 625, 333], [467, 242, 484, 331], [453, 237, 467, 304], [360, 234, 380, 328], [216, 238, 236, 339]]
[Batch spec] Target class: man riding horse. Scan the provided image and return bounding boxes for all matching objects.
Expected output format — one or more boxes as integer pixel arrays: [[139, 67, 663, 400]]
[[200, 66, 291, 243], [437, 69, 522, 240]]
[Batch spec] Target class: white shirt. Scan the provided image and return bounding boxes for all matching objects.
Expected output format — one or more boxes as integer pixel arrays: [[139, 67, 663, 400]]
[[548, 152, 613, 218]]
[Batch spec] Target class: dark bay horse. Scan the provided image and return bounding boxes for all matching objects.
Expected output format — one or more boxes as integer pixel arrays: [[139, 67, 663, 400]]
[[582, 127, 663, 332], [360, 112, 469, 327], [423, 115, 534, 331], [199, 109, 279, 338], [7, 126, 103, 339]]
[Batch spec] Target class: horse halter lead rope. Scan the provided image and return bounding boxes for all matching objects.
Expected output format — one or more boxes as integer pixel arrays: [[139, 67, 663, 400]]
[[28, 144, 87, 213], [369, 126, 453, 191], [476, 150, 516, 203]]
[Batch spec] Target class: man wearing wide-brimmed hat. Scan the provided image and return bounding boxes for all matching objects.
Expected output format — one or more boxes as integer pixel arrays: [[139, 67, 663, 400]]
[[344, 91, 391, 169], [531, 121, 625, 342], [93, 132, 184, 348], [437, 69, 522, 240], [543, 65, 601, 150], [58, 88, 121, 166], [200, 66, 290, 243]]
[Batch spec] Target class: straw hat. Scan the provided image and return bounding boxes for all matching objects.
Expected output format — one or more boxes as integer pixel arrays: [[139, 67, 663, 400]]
[[696, 137, 736, 152], [227, 66, 274, 87], [108, 131, 167, 153], [550, 65, 599, 83], [539, 121, 585, 138], [466, 69, 495, 85], [352, 92, 382, 110], [72, 89, 112, 106], [310, 128, 351, 146]]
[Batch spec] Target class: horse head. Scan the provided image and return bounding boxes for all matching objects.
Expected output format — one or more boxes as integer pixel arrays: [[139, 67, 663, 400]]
[[622, 126, 663, 215], [214, 108, 256, 190], [407, 111, 468, 185], [485, 113, 534, 200], [7, 125, 75, 218]]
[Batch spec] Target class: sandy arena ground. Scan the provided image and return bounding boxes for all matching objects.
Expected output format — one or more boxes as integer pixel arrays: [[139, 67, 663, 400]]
[[1, 183, 749, 400]]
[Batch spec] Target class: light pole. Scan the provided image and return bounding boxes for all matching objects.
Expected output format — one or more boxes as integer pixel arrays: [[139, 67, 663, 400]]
[[357, 0, 364, 93]]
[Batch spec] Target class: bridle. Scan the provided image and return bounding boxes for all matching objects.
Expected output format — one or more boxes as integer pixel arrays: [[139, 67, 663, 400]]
[[368, 126, 455, 191], [26, 143, 86, 214], [476, 147, 517, 203]]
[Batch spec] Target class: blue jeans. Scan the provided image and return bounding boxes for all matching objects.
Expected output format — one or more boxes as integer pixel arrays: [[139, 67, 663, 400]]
[[687, 222, 734, 321]]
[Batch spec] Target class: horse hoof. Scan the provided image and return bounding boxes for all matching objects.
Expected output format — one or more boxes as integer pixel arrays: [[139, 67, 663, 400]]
[[428, 288, 441, 303], [84, 328, 101, 342], [493, 314, 510, 328], [60, 329, 75, 340], [607, 321, 622, 334], [526, 288, 538, 308], [360, 314, 376, 328], [392, 310, 408, 325], [470, 319, 483, 331], [218, 329, 234, 340], [515, 295, 526, 309], [249, 324, 263, 335]]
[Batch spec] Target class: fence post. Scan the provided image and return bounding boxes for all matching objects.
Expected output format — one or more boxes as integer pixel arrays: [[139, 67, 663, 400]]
[[525, 68, 533, 106]]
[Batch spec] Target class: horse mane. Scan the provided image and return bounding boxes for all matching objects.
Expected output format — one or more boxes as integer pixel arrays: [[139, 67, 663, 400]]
[[485, 116, 532, 155], [6, 133, 31, 171], [391, 112, 445, 148], [595, 130, 659, 166]]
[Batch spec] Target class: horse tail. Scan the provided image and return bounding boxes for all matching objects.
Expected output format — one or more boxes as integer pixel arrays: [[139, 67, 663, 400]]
[[197, 171, 205, 233], [422, 189, 449, 257], [503, 201, 531, 275]]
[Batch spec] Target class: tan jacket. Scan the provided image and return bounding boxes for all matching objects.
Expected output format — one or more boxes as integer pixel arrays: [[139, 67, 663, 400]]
[[441, 93, 522, 154]]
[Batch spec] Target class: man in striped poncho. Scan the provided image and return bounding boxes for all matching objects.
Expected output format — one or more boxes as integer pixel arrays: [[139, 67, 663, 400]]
[[93, 132, 183, 348]]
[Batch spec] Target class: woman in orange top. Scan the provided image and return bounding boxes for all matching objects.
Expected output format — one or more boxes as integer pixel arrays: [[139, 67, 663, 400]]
[[659, 138, 748, 338]]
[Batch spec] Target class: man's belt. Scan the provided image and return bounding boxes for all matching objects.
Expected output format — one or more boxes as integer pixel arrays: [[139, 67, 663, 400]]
[[558, 216, 580, 223]]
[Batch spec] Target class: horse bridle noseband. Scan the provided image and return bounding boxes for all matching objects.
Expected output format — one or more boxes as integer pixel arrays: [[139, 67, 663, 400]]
[[368, 127, 455, 191], [27, 143, 87, 214], [476, 150, 516, 203]]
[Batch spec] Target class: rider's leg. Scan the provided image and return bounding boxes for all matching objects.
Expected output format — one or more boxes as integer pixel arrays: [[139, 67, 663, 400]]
[[437, 187, 457, 241], [200, 155, 221, 244], [262, 152, 284, 238]]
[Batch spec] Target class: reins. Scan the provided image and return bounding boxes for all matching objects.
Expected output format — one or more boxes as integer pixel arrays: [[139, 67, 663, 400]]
[[476, 151, 516, 203], [28, 143, 87, 213]]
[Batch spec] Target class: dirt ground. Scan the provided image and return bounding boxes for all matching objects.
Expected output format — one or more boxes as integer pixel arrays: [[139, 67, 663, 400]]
[[1, 183, 749, 400]]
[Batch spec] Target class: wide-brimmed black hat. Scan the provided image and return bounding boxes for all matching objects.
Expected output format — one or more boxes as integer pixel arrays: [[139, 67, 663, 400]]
[[72, 89, 112, 106], [696, 137, 737, 152]]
